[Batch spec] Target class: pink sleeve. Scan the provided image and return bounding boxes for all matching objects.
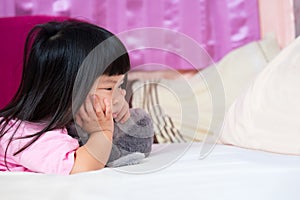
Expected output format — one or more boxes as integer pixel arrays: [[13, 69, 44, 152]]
[[19, 128, 79, 175]]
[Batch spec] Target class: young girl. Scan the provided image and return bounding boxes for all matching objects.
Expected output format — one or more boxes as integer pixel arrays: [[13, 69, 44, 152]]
[[0, 20, 131, 174]]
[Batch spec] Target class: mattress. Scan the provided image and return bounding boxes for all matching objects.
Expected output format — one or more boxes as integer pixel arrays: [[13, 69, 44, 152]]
[[0, 143, 300, 200]]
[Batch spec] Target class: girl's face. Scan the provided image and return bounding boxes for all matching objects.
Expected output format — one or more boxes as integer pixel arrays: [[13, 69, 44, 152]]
[[90, 75, 125, 113]]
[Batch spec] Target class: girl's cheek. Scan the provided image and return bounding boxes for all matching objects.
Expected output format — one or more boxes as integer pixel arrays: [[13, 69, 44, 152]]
[[112, 88, 121, 101], [94, 90, 112, 100], [93, 91, 112, 111]]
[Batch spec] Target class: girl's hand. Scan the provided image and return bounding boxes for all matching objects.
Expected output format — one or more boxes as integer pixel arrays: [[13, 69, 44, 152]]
[[75, 95, 114, 134], [71, 95, 113, 174], [112, 88, 130, 123]]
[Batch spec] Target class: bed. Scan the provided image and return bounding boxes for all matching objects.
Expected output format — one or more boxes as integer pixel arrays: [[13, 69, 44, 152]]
[[1, 142, 300, 200]]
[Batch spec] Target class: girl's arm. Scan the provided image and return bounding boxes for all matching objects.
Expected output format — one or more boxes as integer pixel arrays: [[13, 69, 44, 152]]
[[70, 131, 112, 174], [70, 96, 113, 174]]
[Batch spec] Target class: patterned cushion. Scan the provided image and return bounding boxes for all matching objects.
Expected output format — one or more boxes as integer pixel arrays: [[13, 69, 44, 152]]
[[128, 37, 280, 143]]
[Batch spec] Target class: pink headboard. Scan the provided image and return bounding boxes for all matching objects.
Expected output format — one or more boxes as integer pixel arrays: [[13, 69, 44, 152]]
[[0, 16, 68, 109]]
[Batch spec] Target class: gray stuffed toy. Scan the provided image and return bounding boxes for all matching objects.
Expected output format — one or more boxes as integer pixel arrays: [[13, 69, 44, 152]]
[[68, 108, 154, 168], [106, 108, 154, 167]]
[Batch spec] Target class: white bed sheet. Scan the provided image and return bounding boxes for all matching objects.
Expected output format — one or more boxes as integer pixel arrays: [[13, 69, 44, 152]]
[[1, 143, 300, 200]]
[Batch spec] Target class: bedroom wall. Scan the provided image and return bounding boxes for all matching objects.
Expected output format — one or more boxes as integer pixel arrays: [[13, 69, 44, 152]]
[[0, 0, 261, 70]]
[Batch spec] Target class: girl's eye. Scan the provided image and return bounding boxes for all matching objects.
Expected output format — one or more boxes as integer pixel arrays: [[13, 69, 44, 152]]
[[97, 88, 113, 91]]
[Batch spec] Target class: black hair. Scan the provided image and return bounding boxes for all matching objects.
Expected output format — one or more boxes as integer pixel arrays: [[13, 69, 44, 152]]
[[0, 20, 130, 170]]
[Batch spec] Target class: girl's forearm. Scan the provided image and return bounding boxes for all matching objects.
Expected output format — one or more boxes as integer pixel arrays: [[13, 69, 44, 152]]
[[70, 131, 113, 174]]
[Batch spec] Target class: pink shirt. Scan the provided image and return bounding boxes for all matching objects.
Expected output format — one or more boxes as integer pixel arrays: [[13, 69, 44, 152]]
[[0, 120, 79, 175]]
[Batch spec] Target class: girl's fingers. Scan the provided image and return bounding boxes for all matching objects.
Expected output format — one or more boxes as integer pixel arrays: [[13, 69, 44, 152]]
[[99, 96, 106, 114], [112, 88, 123, 106], [103, 98, 112, 118], [115, 104, 127, 122], [120, 110, 130, 124], [112, 102, 122, 118], [75, 114, 83, 127], [121, 89, 126, 96], [85, 95, 96, 115], [112, 94, 126, 118], [78, 104, 88, 120], [93, 95, 104, 118], [112, 97, 119, 106]]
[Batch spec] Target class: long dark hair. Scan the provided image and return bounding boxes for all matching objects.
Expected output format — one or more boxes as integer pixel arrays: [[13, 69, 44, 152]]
[[0, 20, 130, 169]]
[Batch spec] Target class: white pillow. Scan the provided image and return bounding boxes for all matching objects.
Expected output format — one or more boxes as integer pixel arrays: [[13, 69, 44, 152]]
[[131, 37, 280, 143], [220, 36, 300, 155]]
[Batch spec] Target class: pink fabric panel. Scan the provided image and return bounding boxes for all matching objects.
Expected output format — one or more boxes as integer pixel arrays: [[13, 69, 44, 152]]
[[258, 0, 295, 48], [0, 0, 261, 70], [0, 16, 68, 109]]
